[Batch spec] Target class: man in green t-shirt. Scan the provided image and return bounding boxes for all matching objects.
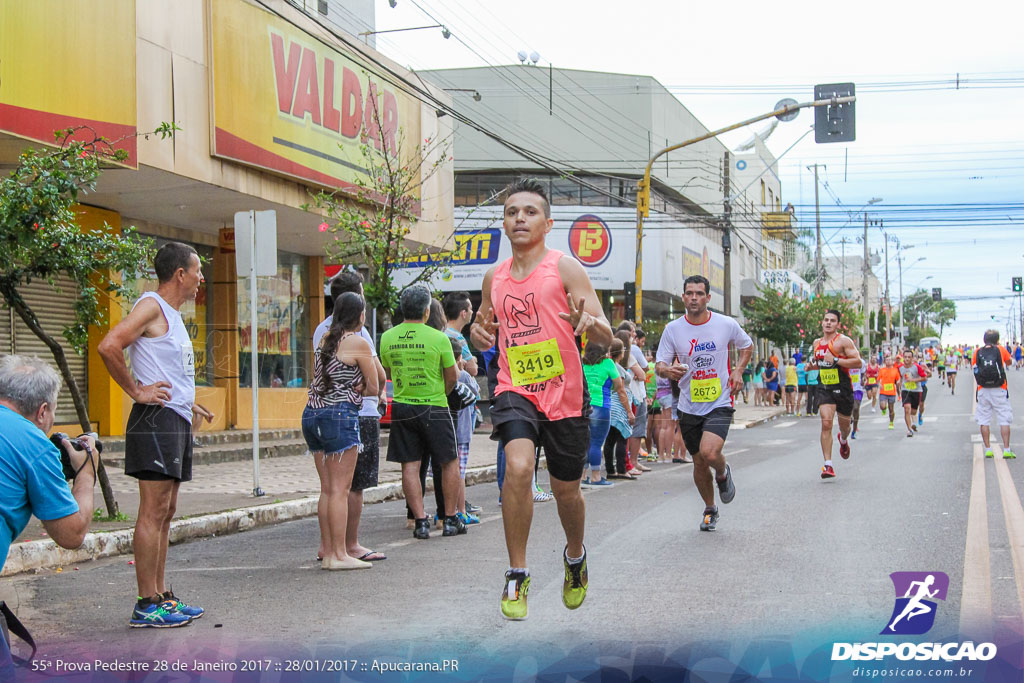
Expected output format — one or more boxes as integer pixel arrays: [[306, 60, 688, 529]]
[[380, 284, 465, 540]]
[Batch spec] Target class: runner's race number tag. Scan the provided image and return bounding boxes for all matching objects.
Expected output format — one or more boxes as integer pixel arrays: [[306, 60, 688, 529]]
[[820, 368, 840, 385], [690, 377, 722, 402], [904, 381, 918, 390], [181, 343, 195, 377], [883, 382, 895, 393], [508, 338, 564, 387], [866, 377, 878, 385], [850, 372, 861, 385]]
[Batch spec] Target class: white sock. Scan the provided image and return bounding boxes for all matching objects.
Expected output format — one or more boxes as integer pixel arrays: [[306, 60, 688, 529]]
[[825, 459, 833, 467]]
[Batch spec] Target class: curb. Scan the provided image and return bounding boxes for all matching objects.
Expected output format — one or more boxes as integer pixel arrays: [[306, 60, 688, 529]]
[[730, 410, 788, 430], [2, 461, 511, 577]]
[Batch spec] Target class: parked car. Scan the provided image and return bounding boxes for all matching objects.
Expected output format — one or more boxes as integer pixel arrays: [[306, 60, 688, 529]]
[[379, 379, 393, 426]]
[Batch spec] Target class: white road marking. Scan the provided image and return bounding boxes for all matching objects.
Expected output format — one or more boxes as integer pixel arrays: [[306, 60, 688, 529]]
[[725, 448, 749, 457], [773, 421, 797, 429], [960, 443, 993, 638]]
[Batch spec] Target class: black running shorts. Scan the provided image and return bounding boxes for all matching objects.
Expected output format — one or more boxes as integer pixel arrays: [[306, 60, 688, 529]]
[[386, 403, 457, 466], [124, 403, 193, 482], [816, 384, 854, 417], [901, 391, 922, 410], [489, 391, 590, 482], [678, 406, 734, 457]]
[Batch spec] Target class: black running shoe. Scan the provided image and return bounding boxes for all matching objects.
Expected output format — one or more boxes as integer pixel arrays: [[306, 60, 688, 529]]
[[443, 514, 467, 536], [413, 517, 431, 540], [717, 464, 736, 504], [700, 508, 719, 532]]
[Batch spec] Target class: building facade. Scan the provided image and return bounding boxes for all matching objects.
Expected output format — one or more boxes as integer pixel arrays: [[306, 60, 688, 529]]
[[399, 66, 791, 329], [0, 0, 453, 435]]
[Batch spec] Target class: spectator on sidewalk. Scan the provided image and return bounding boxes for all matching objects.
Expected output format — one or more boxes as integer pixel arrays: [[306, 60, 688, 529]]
[[450, 338, 481, 524], [380, 285, 466, 540], [443, 292, 478, 377], [0, 356, 99, 672], [312, 271, 387, 563], [302, 292, 379, 570], [97, 242, 209, 628]]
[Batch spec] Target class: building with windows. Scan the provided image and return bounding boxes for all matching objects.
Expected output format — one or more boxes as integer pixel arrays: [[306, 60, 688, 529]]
[[0, 0, 452, 435], [397, 65, 792, 329]]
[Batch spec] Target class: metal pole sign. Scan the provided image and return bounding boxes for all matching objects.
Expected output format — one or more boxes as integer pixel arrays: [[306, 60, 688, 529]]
[[234, 210, 277, 497]]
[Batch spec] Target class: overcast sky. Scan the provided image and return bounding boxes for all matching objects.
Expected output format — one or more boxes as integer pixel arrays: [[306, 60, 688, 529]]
[[363, 0, 1024, 345]]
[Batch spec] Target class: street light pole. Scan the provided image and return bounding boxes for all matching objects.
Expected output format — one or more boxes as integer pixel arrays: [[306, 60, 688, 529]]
[[863, 212, 870, 348], [634, 94, 855, 322]]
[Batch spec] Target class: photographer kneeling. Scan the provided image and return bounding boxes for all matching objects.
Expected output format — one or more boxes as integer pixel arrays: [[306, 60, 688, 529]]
[[0, 355, 98, 674]]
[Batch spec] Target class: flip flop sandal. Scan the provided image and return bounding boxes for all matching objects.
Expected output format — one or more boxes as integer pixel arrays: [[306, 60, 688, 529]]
[[357, 551, 387, 562]]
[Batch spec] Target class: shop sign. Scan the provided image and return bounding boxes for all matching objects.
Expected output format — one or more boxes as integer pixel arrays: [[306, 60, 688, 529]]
[[209, 0, 421, 192]]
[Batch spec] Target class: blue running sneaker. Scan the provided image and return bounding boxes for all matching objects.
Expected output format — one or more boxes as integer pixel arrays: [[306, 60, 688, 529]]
[[129, 598, 192, 628], [162, 591, 204, 619], [457, 511, 480, 525]]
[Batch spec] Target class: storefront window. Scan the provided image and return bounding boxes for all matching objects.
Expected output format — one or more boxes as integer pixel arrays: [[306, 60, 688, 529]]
[[237, 251, 310, 388], [123, 238, 215, 387]]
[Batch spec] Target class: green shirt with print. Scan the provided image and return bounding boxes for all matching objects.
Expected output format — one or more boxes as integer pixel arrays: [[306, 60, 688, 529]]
[[380, 322, 456, 407]]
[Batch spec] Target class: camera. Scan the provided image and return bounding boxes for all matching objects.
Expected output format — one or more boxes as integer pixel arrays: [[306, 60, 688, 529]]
[[48, 432, 103, 480]]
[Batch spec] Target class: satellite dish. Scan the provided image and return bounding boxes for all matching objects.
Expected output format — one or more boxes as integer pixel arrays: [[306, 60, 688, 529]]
[[774, 98, 799, 122], [517, 50, 527, 63], [529, 51, 540, 64]]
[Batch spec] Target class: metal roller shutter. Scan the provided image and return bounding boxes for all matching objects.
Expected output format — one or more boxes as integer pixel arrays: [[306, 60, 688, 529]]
[[3, 277, 88, 424]]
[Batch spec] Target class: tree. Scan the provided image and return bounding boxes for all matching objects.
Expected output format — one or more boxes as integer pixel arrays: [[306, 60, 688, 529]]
[[306, 103, 453, 328], [742, 286, 807, 348], [901, 289, 956, 340], [0, 125, 176, 515], [798, 294, 864, 348]]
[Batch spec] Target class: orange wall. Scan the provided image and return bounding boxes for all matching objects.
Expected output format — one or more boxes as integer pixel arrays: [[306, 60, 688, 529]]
[[235, 388, 306, 429]]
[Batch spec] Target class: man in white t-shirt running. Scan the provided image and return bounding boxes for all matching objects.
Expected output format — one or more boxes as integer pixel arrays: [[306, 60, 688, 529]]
[[656, 275, 752, 532]]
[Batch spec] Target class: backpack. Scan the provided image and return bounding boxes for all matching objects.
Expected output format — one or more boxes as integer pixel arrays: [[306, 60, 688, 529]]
[[974, 345, 1006, 388]]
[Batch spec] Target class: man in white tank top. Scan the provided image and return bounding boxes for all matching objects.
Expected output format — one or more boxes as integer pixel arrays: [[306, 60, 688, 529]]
[[98, 242, 209, 629]]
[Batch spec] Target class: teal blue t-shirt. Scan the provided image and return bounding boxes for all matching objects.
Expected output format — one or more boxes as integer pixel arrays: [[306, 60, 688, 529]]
[[0, 405, 78, 573]]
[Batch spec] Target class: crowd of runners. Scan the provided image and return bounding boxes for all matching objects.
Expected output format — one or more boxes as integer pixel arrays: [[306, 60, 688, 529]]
[[5, 178, 1017, 633]]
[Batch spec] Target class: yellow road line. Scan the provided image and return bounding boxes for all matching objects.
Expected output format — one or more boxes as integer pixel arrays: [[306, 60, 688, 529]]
[[959, 443, 993, 637], [993, 445, 1024, 633]]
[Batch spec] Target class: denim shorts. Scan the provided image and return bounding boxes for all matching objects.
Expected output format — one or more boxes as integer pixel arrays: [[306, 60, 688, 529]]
[[302, 402, 361, 455]]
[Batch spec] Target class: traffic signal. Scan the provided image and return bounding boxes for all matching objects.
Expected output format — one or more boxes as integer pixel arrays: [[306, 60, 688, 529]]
[[623, 282, 636, 321], [1014, 277, 1022, 292], [636, 178, 650, 218], [814, 83, 856, 143], [932, 288, 942, 301]]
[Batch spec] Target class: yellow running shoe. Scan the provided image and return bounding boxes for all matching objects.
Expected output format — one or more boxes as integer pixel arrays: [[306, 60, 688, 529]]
[[562, 546, 588, 610], [501, 571, 530, 620]]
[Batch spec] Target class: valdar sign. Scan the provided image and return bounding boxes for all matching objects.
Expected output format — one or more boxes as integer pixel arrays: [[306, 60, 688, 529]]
[[270, 33, 398, 156], [209, 0, 420, 192]]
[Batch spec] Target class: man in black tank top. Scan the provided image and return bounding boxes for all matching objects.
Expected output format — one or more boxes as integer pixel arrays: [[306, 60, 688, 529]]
[[807, 309, 861, 480]]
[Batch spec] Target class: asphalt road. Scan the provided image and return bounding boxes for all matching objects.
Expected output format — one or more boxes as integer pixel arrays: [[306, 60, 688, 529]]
[[8, 373, 1024, 681]]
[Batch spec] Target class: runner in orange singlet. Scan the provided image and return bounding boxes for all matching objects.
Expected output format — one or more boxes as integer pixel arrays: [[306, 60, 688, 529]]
[[470, 178, 612, 621], [806, 309, 862, 479]]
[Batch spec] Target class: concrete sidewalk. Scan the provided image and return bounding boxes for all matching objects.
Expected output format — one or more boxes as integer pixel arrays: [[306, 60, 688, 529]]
[[4, 402, 785, 576]]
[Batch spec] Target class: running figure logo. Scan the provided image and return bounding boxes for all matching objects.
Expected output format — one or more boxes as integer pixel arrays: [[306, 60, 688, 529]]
[[881, 571, 949, 635]]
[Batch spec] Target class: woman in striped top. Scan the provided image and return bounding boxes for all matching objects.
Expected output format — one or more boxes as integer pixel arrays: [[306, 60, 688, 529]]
[[301, 292, 379, 570]]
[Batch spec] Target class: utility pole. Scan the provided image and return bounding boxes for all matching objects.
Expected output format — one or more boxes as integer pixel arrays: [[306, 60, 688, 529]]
[[810, 164, 823, 295], [840, 237, 846, 290], [722, 151, 732, 316], [862, 212, 870, 349], [884, 228, 891, 346], [898, 252, 904, 348]]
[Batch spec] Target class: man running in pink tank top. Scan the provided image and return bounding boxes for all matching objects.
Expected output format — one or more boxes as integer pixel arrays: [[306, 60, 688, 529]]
[[471, 178, 612, 620]]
